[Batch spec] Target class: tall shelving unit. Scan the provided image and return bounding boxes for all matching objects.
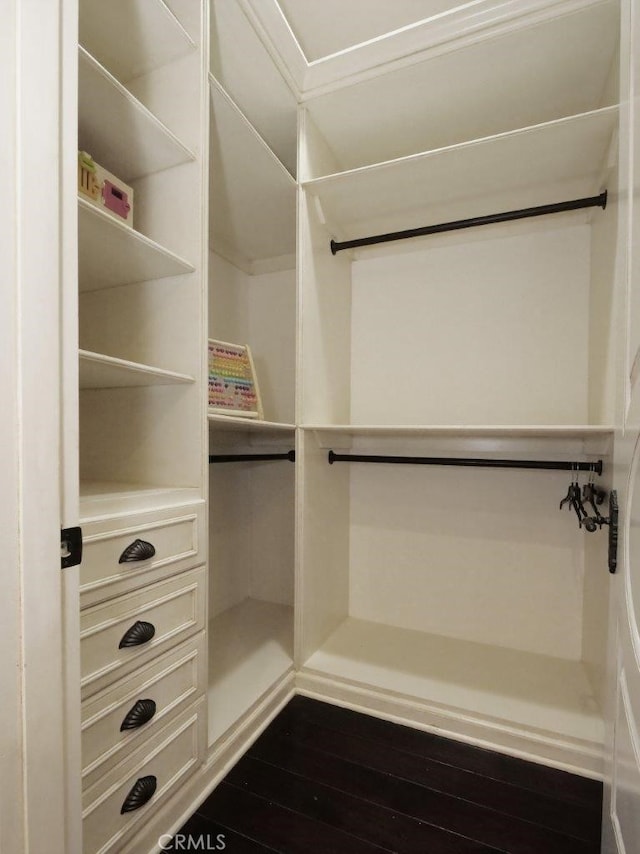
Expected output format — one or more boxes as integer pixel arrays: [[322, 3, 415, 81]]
[[296, 0, 620, 774], [54, 1, 631, 850], [75, 2, 209, 852], [206, 0, 298, 749]]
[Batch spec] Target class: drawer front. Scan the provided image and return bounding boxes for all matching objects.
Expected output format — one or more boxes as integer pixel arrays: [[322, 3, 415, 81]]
[[80, 503, 205, 607], [83, 701, 206, 854], [82, 632, 206, 781], [81, 566, 206, 699]]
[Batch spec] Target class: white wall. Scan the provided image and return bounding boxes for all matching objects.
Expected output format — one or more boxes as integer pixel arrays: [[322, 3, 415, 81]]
[[208, 252, 295, 618], [349, 461, 586, 658], [350, 223, 591, 425], [209, 464, 252, 616], [209, 460, 295, 617], [247, 462, 295, 606], [247, 268, 296, 423], [209, 251, 251, 343], [209, 252, 296, 422]]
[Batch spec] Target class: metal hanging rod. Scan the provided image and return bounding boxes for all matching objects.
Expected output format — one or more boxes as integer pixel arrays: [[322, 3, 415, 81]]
[[209, 450, 295, 464], [327, 450, 602, 475], [329, 191, 608, 255]]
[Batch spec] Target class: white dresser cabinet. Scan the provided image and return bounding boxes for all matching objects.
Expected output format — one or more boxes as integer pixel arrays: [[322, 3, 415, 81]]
[[73, 2, 209, 849]]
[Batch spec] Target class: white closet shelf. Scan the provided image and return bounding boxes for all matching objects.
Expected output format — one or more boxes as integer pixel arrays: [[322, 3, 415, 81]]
[[79, 0, 195, 84], [208, 598, 294, 745], [79, 482, 202, 521], [303, 424, 615, 440], [208, 412, 295, 434], [79, 350, 195, 389], [210, 75, 297, 272], [303, 0, 619, 175], [302, 617, 604, 749], [303, 107, 618, 242], [78, 47, 196, 183], [78, 198, 194, 292]]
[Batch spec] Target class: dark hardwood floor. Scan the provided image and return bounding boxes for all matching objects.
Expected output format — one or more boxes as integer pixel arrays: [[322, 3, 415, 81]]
[[165, 696, 603, 853]]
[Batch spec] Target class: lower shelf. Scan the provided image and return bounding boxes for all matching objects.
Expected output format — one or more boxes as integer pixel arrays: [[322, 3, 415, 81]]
[[80, 481, 201, 520], [208, 598, 294, 746], [302, 617, 603, 760]]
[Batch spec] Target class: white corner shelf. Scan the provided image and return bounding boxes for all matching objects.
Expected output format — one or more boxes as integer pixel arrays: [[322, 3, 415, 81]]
[[79, 0, 195, 84], [208, 598, 294, 745], [303, 107, 618, 243], [79, 47, 196, 183], [302, 616, 604, 749], [303, 1, 619, 175], [79, 482, 202, 521], [78, 198, 194, 292], [208, 412, 296, 434], [79, 349, 195, 389], [210, 75, 297, 272]]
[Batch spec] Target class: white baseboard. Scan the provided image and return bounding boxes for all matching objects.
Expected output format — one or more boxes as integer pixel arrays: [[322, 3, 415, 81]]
[[120, 664, 604, 854], [297, 668, 604, 779]]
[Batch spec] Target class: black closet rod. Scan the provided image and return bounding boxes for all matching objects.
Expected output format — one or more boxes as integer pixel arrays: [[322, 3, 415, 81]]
[[327, 451, 602, 475], [329, 191, 608, 254], [209, 451, 295, 464]]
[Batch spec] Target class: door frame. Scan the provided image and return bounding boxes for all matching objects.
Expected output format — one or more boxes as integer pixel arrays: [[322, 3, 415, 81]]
[[0, 2, 80, 851]]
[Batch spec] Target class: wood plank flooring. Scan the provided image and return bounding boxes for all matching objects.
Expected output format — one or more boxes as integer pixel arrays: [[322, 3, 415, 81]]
[[165, 696, 603, 853]]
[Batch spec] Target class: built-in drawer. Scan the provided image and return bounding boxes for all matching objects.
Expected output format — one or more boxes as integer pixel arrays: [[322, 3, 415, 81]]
[[80, 503, 205, 608], [82, 632, 206, 782], [82, 701, 206, 854], [81, 566, 206, 699]]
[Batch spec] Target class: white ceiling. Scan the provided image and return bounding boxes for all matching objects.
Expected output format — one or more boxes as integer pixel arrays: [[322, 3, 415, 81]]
[[276, 0, 470, 61]]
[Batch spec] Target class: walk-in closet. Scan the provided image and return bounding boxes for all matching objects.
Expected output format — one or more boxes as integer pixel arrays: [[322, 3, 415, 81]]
[[296, 0, 620, 774], [6, 1, 640, 852]]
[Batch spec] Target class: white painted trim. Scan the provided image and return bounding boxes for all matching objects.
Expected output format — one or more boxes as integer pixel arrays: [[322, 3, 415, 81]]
[[620, 669, 640, 778], [240, 0, 615, 99], [297, 670, 605, 777], [13, 1, 76, 851], [237, 0, 305, 99], [623, 431, 640, 672], [0, 4, 25, 851], [301, 0, 613, 96], [612, 811, 628, 854]]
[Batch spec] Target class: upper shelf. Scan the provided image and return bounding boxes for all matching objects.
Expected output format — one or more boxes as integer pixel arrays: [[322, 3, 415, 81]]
[[79, 350, 195, 389], [302, 0, 619, 178], [79, 0, 195, 84], [78, 47, 196, 183], [210, 76, 297, 273], [303, 107, 618, 243], [78, 197, 194, 292]]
